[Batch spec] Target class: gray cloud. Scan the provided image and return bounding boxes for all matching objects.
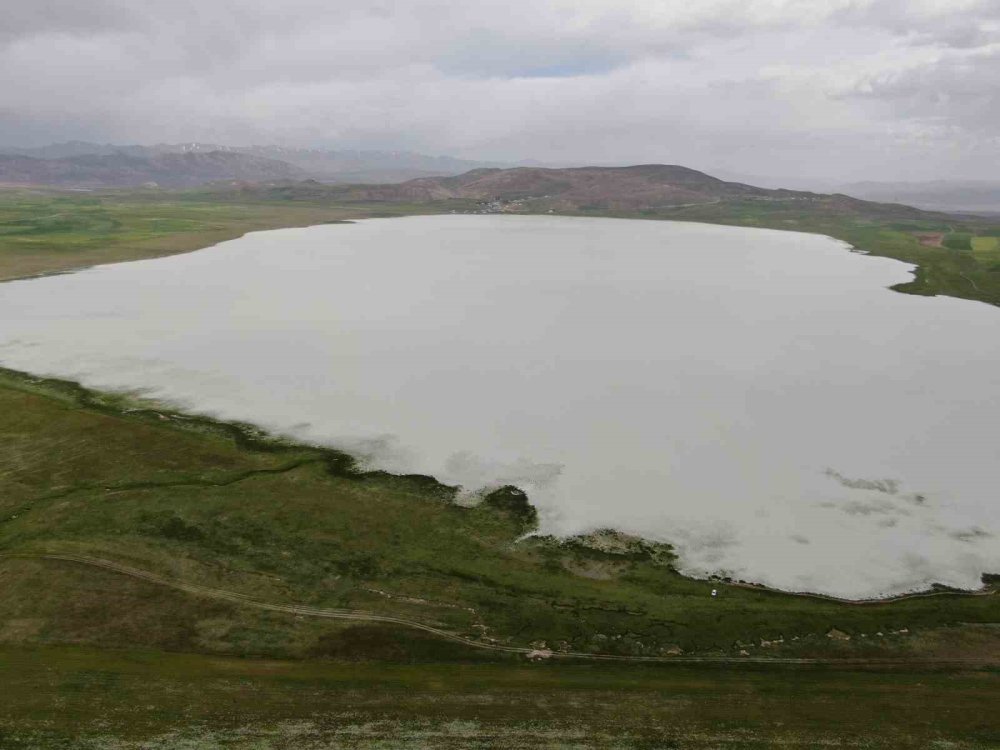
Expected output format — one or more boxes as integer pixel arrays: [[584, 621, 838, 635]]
[[1, 1, 142, 42], [843, 47, 1000, 136], [1, 0, 998, 180], [832, 0, 1000, 48]]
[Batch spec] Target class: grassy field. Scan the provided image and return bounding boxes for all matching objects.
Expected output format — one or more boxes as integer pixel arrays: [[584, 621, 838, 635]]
[[972, 235, 1000, 268], [3, 644, 1000, 749], [2, 186, 1000, 745], [0, 188, 449, 281]]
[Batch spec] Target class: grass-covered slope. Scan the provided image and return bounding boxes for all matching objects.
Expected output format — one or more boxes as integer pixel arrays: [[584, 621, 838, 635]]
[[4, 645, 1000, 750]]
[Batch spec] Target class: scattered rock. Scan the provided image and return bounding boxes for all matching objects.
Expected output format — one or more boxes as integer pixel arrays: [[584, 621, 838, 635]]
[[526, 649, 553, 661], [566, 529, 675, 565]]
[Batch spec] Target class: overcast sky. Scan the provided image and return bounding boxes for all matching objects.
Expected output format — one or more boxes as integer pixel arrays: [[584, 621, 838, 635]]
[[2, 0, 998, 182]]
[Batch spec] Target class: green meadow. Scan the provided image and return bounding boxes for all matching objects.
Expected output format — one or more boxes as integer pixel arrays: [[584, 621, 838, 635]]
[[3, 645, 1000, 749], [0, 188, 450, 281]]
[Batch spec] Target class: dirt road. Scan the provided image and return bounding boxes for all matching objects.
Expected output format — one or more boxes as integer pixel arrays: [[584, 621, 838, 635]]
[[2, 552, 997, 667]]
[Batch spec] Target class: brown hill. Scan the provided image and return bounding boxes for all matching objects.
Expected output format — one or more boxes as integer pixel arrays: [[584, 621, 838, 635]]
[[221, 164, 933, 221], [336, 164, 785, 208]]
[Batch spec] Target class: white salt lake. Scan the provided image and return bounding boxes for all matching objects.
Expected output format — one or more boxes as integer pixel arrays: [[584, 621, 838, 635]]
[[1, 214, 998, 598]]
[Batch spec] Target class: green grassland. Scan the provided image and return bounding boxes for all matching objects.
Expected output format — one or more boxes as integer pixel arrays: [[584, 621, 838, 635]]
[[2, 187, 1000, 746], [972, 235, 1000, 270], [3, 645, 1000, 749], [0, 188, 452, 281]]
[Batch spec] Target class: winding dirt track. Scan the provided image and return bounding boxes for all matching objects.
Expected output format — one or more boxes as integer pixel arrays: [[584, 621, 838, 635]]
[[3, 552, 997, 667]]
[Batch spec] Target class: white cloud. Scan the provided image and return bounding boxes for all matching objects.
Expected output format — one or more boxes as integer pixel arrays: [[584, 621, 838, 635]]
[[1, 0, 998, 180]]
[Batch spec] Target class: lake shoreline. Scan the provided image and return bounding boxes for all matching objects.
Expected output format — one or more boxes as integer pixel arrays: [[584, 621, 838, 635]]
[[2, 214, 998, 600], [2, 362, 995, 606]]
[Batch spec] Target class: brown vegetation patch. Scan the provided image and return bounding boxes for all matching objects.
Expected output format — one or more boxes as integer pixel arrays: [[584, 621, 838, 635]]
[[563, 558, 627, 580], [914, 232, 944, 247]]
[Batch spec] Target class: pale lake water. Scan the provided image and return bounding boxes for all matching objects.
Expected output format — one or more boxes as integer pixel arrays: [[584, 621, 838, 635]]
[[2, 215, 998, 598]]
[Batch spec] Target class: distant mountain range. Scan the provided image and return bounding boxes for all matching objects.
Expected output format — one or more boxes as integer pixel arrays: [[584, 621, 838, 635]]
[[0, 150, 307, 189], [0, 141, 511, 187], [839, 181, 1000, 214], [1, 141, 984, 218]]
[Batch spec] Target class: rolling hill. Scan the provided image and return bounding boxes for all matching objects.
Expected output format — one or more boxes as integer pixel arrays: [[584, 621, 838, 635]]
[[223, 164, 936, 222], [338, 164, 794, 205]]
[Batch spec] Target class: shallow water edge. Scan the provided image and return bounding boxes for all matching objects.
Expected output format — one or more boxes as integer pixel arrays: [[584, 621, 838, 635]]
[[3, 363, 995, 604]]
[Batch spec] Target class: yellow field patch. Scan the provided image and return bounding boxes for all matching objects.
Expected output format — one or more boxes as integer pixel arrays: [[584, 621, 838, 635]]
[[972, 236, 999, 253], [971, 236, 1000, 265]]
